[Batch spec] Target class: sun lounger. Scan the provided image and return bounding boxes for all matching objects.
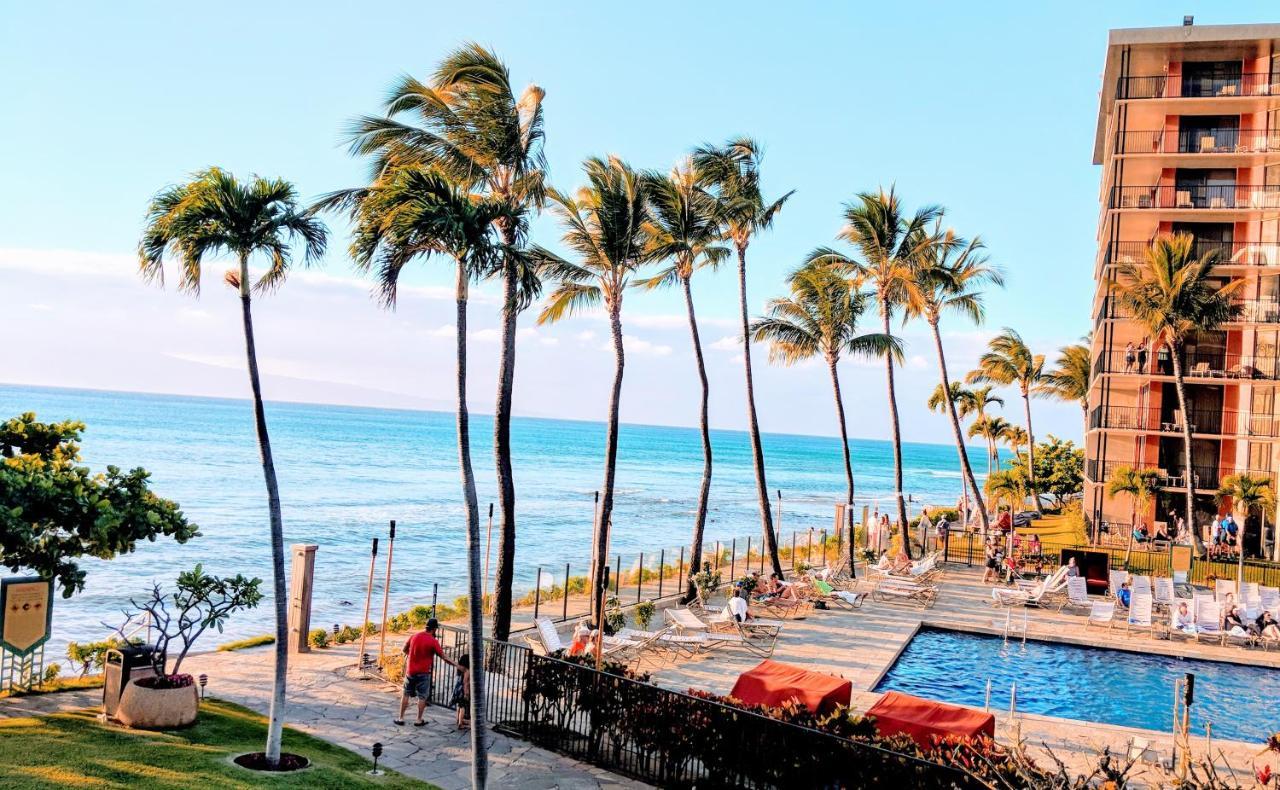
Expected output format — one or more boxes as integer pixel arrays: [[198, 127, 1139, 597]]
[[992, 565, 1069, 608], [534, 617, 639, 660], [874, 577, 937, 608], [1087, 600, 1116, 630], [1261, 586, 1279, 611], [1153, 577, 1175, 612], [1108, 570, 1128, 602], [1125, 593, 1154, 636], [1059, 576, 1092, 613], [1131, 575, 1152, 597], [1194, 601, 1223, 645], [810, 578, 866, 609], [1167, 608, 1197, 641], [1215, 579, 1237, 603], [664, 607, 776, 656]]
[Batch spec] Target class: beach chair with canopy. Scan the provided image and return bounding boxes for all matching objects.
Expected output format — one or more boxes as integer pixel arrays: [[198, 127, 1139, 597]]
[[1125, 592, 1154, 636]]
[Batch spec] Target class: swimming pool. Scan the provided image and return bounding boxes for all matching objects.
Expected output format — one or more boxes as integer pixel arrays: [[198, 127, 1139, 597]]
[[875, 627, 1280, 743]]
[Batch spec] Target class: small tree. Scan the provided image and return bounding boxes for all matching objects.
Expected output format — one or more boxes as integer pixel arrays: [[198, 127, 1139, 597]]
[[117, 564, 262, 684], [0, 413, 197, 595], [1008, 436, 1083, 508], [1106, 466, 1159, 561], [1216, 473, 1276, 589]]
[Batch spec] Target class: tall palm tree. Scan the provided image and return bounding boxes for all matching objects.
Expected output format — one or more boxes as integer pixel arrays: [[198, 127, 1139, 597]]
[[693, 138, 792, 576], [1041, 341, 1091, 416], [810, 188, 941, 556], [139, 168, 327, 768], [533, 156, 651, 626], [634, 161, 728, 602], [1217, 473, 1277, 585], [968, 414, 1011, 476], [969, 329, 1046, 508], [1108, 465, 1159, 561], [1000, 425, 1029, 466], [903, 226, 1002, 535], [319, 167, 512, 788], [1113, 233, 1241, 543], [960, 385, 1004, 477], [751, 262, 901, 549], [347, 44, 546, 643]]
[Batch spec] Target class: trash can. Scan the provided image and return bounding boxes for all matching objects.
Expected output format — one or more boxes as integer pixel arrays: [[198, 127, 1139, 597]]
[[102, 645, 159, 719]]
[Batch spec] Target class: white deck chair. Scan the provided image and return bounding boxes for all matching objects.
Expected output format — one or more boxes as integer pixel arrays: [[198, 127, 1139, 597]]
[[1261, 587, 1280, 611], [1244, 581, 1261, 601], [1059, 576, 1092, 613], [1087, 600, 1115, 629], [1125, 593, 1154, 636], [1195, 601, 1224, 645], [1131, 575, 1152, 597], [1108, 570, 1128, 601], [664, 607, 766, 655], [1167, 605, 1197, 641], [534, 617, 568, 653], [1215, 579, 1237, 603], [1153, 577, 1175, 611]]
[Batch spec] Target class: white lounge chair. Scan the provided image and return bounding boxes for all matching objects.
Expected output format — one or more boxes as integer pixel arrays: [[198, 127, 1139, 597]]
[[1195, 601, 1224, 645], [1215, 579, 1237, 603], [1260, 586, 1280, 611], [1087, 600, 1116, 630], [1059, 576, 1092, 613], [992, 566, 1069, 608], [1125, 592, 1154, 636], [1153, 577, 1175, 612], [1108, 570, 1128, 601], [874, 577, 938, 608], [1131, 575, 1152, 597], [533, 617, 638, 660], [664, 607, 773, 656]]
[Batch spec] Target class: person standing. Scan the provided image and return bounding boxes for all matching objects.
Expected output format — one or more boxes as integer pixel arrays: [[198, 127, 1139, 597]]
[[1123, 342, 1136, 373], [395, 618, 462, 727], [1136, 337, 1149, 374]]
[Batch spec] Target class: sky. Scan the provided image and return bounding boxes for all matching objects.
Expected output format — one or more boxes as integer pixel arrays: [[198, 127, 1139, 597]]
[[2, 2, 1276, 444]]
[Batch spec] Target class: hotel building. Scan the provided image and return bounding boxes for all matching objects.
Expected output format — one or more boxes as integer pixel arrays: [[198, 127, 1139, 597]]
[[1085, 22, 1280, 556]]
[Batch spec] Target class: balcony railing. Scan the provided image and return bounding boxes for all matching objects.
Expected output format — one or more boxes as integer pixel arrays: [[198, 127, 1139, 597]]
[[1105, 241, 1280, 268], [1113, 129, 1280, 155], [1088, 405, 1280, 438], [1096, 295, 1280, 324], [1110, 184, 1280, 210], [1117, 73, 1278, 100], [1092, 349, 1280, 380]]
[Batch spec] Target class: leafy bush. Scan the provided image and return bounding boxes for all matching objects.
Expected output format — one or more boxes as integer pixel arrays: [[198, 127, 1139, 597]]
[[378, 652, 405, 684], [41, 664, 61, 685], [308, 628, 330, 649], [602, 596, 626, 636], [216, 634, 274, 652], [634, 600, 656, 630], [65, 638, 137, 677], [689, 563, 721, 603]]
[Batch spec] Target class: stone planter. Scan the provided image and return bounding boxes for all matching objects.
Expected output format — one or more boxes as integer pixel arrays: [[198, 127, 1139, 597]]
[[116, 681, 199, 729]]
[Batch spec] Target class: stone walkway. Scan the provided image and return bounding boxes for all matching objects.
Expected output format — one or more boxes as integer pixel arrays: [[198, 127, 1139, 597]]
[[1, 643, 646, 790]]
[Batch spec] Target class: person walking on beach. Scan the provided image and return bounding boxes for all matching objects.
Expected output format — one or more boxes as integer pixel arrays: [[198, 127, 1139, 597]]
[[395, 618, 462, 727]]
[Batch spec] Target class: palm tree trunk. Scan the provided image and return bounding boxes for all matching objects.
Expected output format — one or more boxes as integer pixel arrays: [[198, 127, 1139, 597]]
[[880, 300, 911, 558], [594, 303, 626, 626], [736, 246, 783, 577], [929, 321, 990, 533], [1169, 348, 1198, 544], [1021, 389, 1040, 509], [826, 357, 856, 545], [491, 261, 518, 643], [681, 275, 712, 603], [453, 266, 488, 789], [237, 259, 288, 767], [1237, 505, 1246, 590]]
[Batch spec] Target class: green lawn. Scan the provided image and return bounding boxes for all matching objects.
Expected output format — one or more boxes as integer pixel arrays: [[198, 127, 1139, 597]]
[[0, 698, 432, 789]]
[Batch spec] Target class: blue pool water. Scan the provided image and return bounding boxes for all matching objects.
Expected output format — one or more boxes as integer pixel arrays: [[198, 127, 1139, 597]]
[[876, 628, 1280, 743]]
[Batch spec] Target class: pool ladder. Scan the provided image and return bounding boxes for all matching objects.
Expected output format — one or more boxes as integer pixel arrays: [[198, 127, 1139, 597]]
[[983, 678, 1017, 718]]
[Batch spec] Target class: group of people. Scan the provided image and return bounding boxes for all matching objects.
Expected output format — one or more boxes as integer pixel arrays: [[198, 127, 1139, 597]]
[[1208, 513, 1242, 559], [1122, 337, 1153, 374], [1170, 594, 1280, 641], [980, 533, 1051, 584], [394, 617, 472, 731]]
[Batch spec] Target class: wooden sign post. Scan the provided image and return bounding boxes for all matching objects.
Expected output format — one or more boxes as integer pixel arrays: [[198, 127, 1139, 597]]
[[0, 577, 53, 693]]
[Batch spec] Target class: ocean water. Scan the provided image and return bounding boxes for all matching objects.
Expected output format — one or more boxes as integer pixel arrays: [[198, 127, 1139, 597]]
[[1, 384, 987, 652]]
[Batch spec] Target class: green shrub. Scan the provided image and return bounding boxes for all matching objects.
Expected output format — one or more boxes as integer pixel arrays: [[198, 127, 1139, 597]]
[[634, 600, 656, 630], [42, 664, 61, 685], [217, 634, 275, 652], [308, 628, 330, 649]]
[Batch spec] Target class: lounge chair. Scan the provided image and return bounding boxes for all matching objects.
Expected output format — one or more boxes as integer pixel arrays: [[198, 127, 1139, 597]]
[[1125, 593, 1154, 636], [873, 577, 937, 608], [992, 566, 1069, 608], [664, 607, 775, 656], [1087, 600, 1116, 629], [533, 617, 638, 660], [1194, 601, 1223, 645], [1107, 570, 1128, 602], [1215, 579, 1237, 603], [809, 578, 866, 609], [1153, 577, 1175, 612], [1261, 586, 1280, 612], [1131, 575, 1152, 597], [1059, 576, 1093, 613]]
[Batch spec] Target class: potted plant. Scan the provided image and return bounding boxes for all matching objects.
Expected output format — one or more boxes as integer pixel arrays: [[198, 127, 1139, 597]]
[[602, 596, 627, 636], [634, 600, 656, 631], [114, 564, 261, 729], [689, 563, 722, 606]]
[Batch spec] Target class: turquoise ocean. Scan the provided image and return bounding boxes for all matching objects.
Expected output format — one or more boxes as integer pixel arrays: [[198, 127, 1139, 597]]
[[1, 384, 988, 652]]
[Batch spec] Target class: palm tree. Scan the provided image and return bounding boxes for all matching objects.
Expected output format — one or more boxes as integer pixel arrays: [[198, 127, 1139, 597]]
[[1041, 342, 1091, 416], [960, 385, 1004, 476], [1001, 425, 1028, 465], [751, 262, 901, 550], [968, 329, 1046, 508], [347, 44, 547, 643], [1107, 465, 1159, 562], [1113, 233, 1241, 542], [985, 468, 1028, 552], [808, 188, 941, 557], [903, 227, 1002, 535], [319, 167, 510, 787], [693, 138, 792, 576], [634, 161, 728, 602], [139, 168, 327, 768], [1216, 473, 1276, 587], [968, 415, 1011, 476], [533, 156, 651, 627]]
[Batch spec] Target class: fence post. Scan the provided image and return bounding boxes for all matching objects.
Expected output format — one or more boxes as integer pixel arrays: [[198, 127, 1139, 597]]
[[637, 552, 644, 603], [615, 555, 622, 596], [678, 546, 685, 592], [792, 531, 797, 569], [562, 562, 570, 622], [533, 567, 542, 621], [731, 539, 738, 581], [821, 530, 828, 567], [714, 541, 721, 571], [807, 527, 814, 565], [658, 549, 665, 599]]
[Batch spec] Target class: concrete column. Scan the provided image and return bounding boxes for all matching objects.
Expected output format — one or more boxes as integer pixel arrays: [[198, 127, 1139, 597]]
[[287, 544, 318, 654]]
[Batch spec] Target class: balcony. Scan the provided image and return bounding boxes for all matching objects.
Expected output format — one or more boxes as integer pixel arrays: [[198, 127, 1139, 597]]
[[1087, 405, 1280, 438], [1096, 295, 1280, 324], [1104, 241, 1280, 268], [1092, 349, 1280, 381], [1112, 129, 1280, 156], [1110, 184, 1280, 211], [1084, 460, 1280, 491], [1117, 73, 1278, 100]]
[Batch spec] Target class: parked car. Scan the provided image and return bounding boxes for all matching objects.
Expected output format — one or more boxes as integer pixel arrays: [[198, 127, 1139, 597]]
[[1012, 510, 1042, 528]]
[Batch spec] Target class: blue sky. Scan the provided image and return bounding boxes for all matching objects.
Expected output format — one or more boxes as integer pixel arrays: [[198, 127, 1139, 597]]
[[2, 2, 1276, 443]]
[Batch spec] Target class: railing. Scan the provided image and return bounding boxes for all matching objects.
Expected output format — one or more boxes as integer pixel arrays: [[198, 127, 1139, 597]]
[[1088, 405, 1280, 438], [1110, 184, 1280, 211], [1091, 348, 1280, 380], [1096, 296, 1280, 324], [1118, 73, 1278, 100], [1084, 459, 1279, 491], [1113, 128, 1280, 155], [1104, 240, 1280, 268]]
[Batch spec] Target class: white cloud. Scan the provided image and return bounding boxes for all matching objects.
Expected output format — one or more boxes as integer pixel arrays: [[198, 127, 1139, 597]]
[[575, 330, 597, 344], [617, 335, 672, 357], [28, 303, 52, 312], [709, 335, 740, 352], [471, 328, 501, 343], [427, 324, 456, 339]]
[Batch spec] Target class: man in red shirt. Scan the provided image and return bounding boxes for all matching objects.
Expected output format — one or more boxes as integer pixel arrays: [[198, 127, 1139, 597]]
[[395, 618, 461, 726]]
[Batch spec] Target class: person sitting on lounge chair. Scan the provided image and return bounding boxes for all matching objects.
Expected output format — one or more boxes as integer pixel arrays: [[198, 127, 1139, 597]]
[[1065, 557, 1080, 578], [728, 588, 758, 622], [1132, 522, 1150, 544], [1256, 610, 1280, 641], [891, 550, 912, 575], [1172, 601, 1196, 634], [1224, 604, 1249, 636], [1118, 581, 1131, 608]]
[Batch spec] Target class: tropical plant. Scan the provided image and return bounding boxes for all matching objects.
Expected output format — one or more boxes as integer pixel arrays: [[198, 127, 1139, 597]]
[[903, 225, 1002, 535], [1000, 424, 1029, 463], [1107, 466, 1160, 559], [635, 161, 728, 602], [960, 385, 1004, 473], [967, 414, 1011, 476], [809, 188, 942, 557], [752, 262, 900, 547], [318, 164, 513, 779], [693, 138, 793, 575], [968, 329, 1046, 507], [1216, 473, 1277, 585], [985, 469, 1028, 517], [0, 413, 197, 595], [634, 600, 657, 631], [138, 167, 326, 766], [1042, 342, 1091, 415], [1008, 436, 1083, 509], [1113, 233, 1241, 544], [534, 155, 652, 627], [346, 44, 547, 649]]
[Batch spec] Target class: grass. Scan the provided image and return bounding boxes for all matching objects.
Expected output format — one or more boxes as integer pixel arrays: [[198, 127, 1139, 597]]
[[0, 675, 104, 700], [0, 698, 432, 789], [217, 634, 276, 652]]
